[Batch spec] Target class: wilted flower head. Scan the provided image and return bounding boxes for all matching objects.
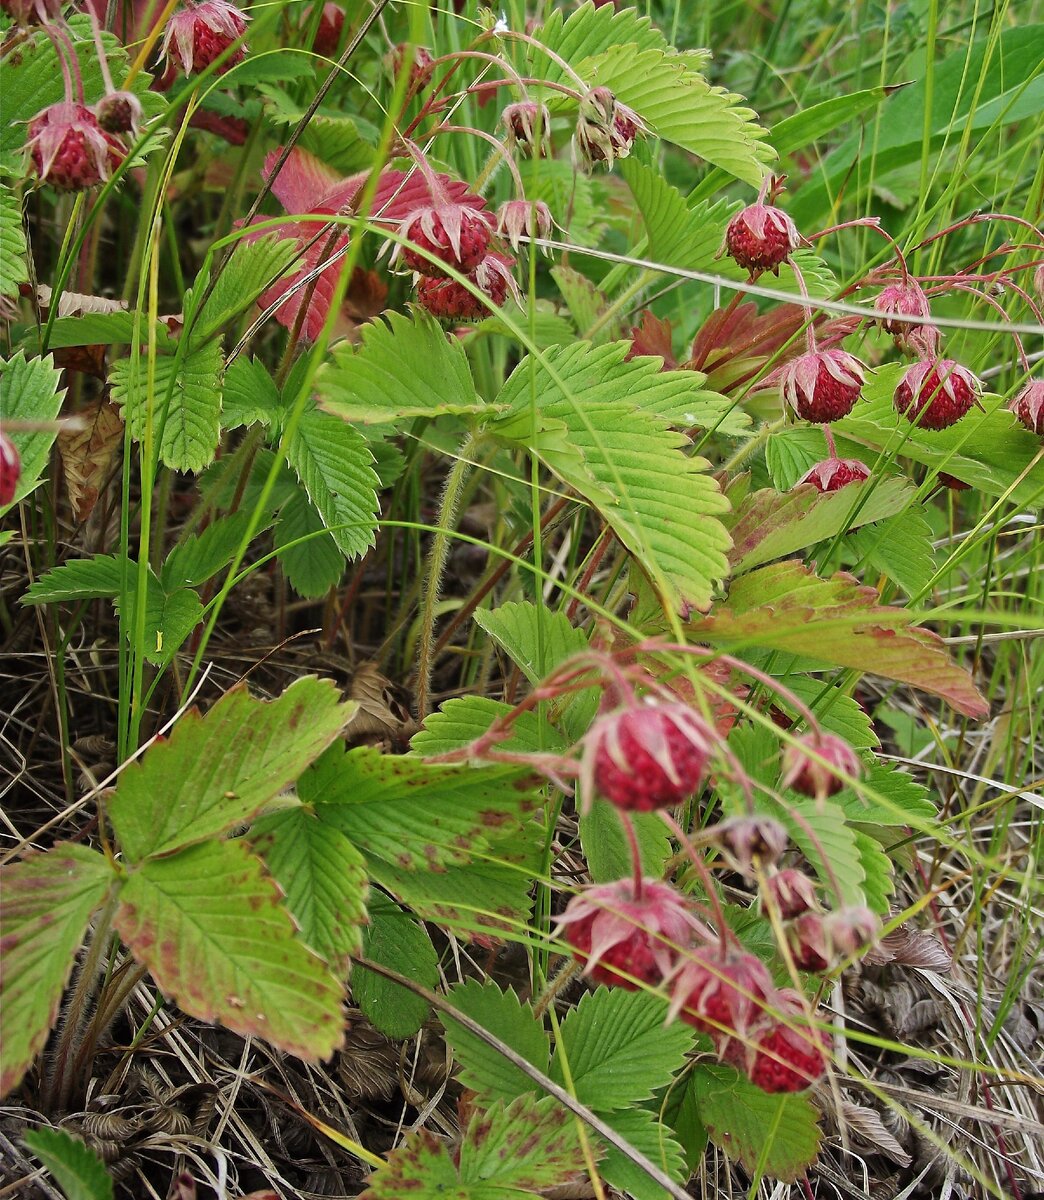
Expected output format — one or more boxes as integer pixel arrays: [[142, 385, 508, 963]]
[[893, 358, 983, 431], [496, 198, 554, 253], [873, 279, 932, 338], [1010, 379, 1044, 436], [715, 816, 788, 879], [160, 0, 249, 75], [762, 868, 819, 920], [383, 42, 434, 91], [96, 91, 144, 137], [26, 102, 126, 192], [823, 905, 881, 958], [556, 877, 710, 990], [774, 349, 867, 423], [580, 700, 716, 813], [1, 0, 61, 23], [501, 100, 551, 157], [781, 731, 862, 800], [573, 86, 644, 169], [795, 458, 871, 492]]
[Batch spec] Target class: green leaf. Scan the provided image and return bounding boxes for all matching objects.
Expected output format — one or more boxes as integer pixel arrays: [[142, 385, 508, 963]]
[[690, 560, 989, 718], [23, 1128, 114, 1200], [691, 1062, 822, 1182], [0, 184, 28, 300], [368, 850, 538, 944], [161, 511, 257, 590], [727, 476, 913, 574], [533, 2, 675, 73], [594, 1106, 687, 1200], [493, 343, 733, 616], [115, 839, 344, 1060], [846, 503, 936, 598], [300, 744, 537, 871], [579, 798, 672, 882], [360, 1094, 586, 1199], [853, 829, 895, 915], [836, 365, 1043, 508], [0, 845, 114, 1098], [34, 310, 153, 349], [274, 486, 346, 597], [282, 405, 380, 557], [841, 763, 937, 826], [551, 988, 694, 1111], [790, 26, 1044, 225], [109, 341, 223, 474], [770, 88, 891, 158], [317, 309, 484, 425], [0, 352, 65, 510], [353, 893, 438, 1039], [107, 677, 352, 861], [411, 696, 568, 758], [22, 554, 124, 604], [473, 601, 588, 687], [221, 355, 281, 428], [621, 159, 742, 277], [772, 797, 866, 907], [120, 583, 203, 667], [191, 235, 297, 345], [551, 264, 612, 343], [443, 980, 551, 1101], [250, 807, 369, 970]]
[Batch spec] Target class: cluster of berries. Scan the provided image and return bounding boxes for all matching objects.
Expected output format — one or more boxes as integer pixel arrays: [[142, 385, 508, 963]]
[[720, 189, 1040, 492], [543, 692, 879, 1093], [557, 874, 839, 1094]]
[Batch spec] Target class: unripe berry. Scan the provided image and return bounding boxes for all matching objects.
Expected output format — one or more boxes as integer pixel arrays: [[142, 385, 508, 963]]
[[777, 349, 867, 423], [26, 103, 126, 192], [1010, 380, 1044, 435], [723, 202, 803, 274], [501, 101, 551, 157], [781, 731, 861, 800], [557, 878, 709, 990], [786, 912, 831, 972], [795, 458, 871, 492], [573, 86, 643, 169], [96, 91, 144, 137], [893, 358, 982, 431], [583, 702, 715, 813], [872, 279, 932, 338]]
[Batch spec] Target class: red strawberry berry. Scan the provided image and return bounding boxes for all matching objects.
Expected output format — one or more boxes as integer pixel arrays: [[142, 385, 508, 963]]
[[873, 279, 932, 338], [781, 731, 861, 800], [893, 358, 982, 431], [416, 252, 515, 321], [762, 868, 818, 921], [557, 878, 710, 990], [670, 948, 774, 1057], [26, 103, 126, 192], [777, 349, 867, 423], [795, 457, 871, 492], [0, 432, 21, 506], [1010, 379, 1044, 435], [400, 205, 492, 277], [786, 912, 831, 972], [308, 2, 344, 56], [724, 202, 804, 274], [160, 0, 249, 75], [749, 989, 827, 1093], [583, 702, 715, 813]]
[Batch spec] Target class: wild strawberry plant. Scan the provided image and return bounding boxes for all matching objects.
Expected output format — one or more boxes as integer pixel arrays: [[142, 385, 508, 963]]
[[1, 1, 1041, 1197]]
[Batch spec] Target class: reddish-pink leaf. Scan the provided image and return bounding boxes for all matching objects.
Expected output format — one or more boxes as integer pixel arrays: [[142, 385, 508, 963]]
[[690, 560, 989, 719]]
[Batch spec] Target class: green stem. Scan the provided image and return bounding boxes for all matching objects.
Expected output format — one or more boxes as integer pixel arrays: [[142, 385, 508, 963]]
[[416, 435, 478, 718]]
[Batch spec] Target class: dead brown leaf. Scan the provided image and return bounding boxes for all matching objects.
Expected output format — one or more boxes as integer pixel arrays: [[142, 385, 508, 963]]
[[57, 397, 124, 523]]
